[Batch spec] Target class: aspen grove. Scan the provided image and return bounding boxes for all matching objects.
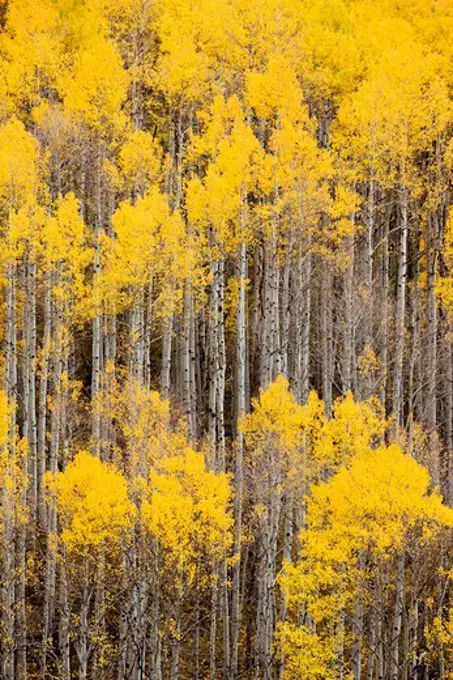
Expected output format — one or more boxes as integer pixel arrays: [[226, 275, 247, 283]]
[[2, 0, 453, 678]]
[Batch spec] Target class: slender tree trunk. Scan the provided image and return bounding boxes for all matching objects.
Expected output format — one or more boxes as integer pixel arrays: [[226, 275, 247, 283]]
[[380, 199, 391, 411], [231, 240, 247, 678], [161, 312, 173, 400], [92, 140, 104, 457], [393, 186, 409, 427], [2, 260, 17, 680], [343, 230, 355, 393], [391, 555, 405, 680], [363, 179, 374, 398], [426, 211, 439, 449], [38, 271, 51, 527], [183, 279, 196, 438], [321, 260, 333, 416]]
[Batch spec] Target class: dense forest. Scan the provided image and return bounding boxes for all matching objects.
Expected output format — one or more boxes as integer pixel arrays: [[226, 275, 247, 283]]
[[2, 0, 453, 677]]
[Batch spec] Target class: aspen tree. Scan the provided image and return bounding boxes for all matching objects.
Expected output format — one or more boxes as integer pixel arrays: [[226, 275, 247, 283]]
[[1, 0, 453, 677], [279, 446, 453, 679]]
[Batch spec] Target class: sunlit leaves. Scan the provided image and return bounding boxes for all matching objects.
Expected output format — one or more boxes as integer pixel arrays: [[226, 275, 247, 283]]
[[279, 444, 453, 678], [46, 451, 135, 555], [143, 447, 233, 582]]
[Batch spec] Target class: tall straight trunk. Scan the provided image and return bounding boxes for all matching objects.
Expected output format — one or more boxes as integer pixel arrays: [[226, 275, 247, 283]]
[[408, 246, 421, 443], [391, 555, 405, 680], [161, 106, 183, 401], [42, 268, 64, 679], [252, 242, 263, 391], [376, 572, 385, 680], [49, 270, 63, 476], [18, 257, 34, 678], [301, 249, 311, 403], [190, 299, 198, 437], [1, 458, 16, 680], [255, 460, 282, 680], [366, 588, 376, 680], [208, 262, 219, 451], [409, 592, 419, 679], [260, 243, 272, 387], [393, 186, 408, 427], [2, 260, 17, 680], [219, 261, 229, 675], [426, 211, 438, 439], [364, 179, 374, 398], [144, 278, 153, 389], [161, 312, 173, 400], [343, 231, 355, 393], [129, 292, 146, 384], [77, 566, 91, 680], [92, 140, 104, 456], [17, 464, 27, 680], [206, 249, 229, 678], [149, 546, 162, 680], [294, 244, 312, 403], [281, 236, 293, 378], [38, 271, 51, 528], [217, 258, 226, 468], [260, 228, 281, 386], [193, 588, 200, 680], [91, 554, 108, 680], [380, 200, 391, 411], [208, 248, 224, 461], [352, 594, 363, 680], [336, 603, 345, 680], [209, 575, 218, 680], [4, 261, 17, 419], [279, 490, 293, 625], [445, 336, 453, 505], [27, 259, 37, 524], [321, 260, 333, 416], [231, 240, 247, 678], [170, 587, 182, 680], [59, 552, 71, 680], [183, 280, 196, 438], [271, 245, 281, 379]]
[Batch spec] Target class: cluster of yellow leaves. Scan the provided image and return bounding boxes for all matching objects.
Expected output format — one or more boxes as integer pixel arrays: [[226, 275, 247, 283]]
[[279, 445, 453, 678], [0, 442, 29, 531], [143, 448, 232, 584], [241, 375, 306, 454], [0, 0, 61, 114], [187, 95, 263, 250], [99, 188, 190, 316], [0, 391, 29, 532], [312, 391, 385, 468], [0, 117, 42, 212], [60, 36, 128, 133], [5, 0, 453, 337], [94, 375, 186, 478], [238, 376, 453, 677], [241, 376, 386, 492], [275, 622, 335, 680], [305, 446, 452, 564], [334, 40, 451, 190], [46, 451, 135, 555], [48, 383, 233, 584], [426, 605, 453, 679], [0, 390, 10, 449], [115, 129, 163, 195], [153, 0, 232, 103], [41, 193, 91, 321]]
